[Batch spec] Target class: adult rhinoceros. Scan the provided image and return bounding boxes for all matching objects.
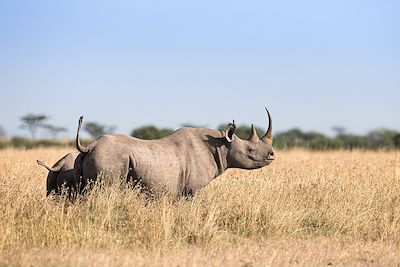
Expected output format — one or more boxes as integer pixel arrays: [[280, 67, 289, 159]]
[[75, 109, 275, 196]]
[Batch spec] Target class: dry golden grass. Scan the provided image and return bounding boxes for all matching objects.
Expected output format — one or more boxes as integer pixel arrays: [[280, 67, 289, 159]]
[[0, 148, 400, 266]]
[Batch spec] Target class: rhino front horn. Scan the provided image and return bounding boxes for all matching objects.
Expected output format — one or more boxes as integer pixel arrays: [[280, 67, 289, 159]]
[[261, 108, 273, 142]]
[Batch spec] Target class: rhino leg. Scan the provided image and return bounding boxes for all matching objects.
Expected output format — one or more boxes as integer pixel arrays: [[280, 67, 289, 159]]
[[66, 172, 77, 201], [73, 153, 86, 195], [80, 156, 98, 193], [127, 155, 142, 187]]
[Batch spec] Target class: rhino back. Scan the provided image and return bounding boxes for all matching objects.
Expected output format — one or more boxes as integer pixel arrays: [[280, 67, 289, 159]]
[[60, 151, 80, 171], [83, 129, 224, 193]]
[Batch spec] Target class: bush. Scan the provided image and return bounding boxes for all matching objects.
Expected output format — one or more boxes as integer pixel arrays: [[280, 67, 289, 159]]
[[9, 137, 67, 149], [10, 137, 33, 148], [131, 126, 174, 140]]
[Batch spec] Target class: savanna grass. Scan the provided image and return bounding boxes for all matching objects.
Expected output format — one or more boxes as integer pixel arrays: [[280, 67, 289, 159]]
[[0, 148, 400, 265]]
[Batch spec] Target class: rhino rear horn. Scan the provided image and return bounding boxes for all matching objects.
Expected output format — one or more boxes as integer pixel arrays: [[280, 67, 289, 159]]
[[248, 124, 259, 142]]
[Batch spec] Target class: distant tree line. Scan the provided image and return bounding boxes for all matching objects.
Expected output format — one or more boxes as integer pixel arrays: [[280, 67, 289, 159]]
[[17, 114, 115, 139], [0, 113, 400, 150], [130, 125, 400, 150], [273, 128, 400, 150]]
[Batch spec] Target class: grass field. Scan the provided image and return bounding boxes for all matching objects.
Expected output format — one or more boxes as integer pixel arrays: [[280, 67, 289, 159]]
[[0, 148, 400, 266]]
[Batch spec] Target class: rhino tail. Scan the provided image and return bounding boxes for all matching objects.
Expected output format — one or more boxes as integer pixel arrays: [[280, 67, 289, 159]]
[[76, 116, 89, 153], [37, 160, 62, 172]]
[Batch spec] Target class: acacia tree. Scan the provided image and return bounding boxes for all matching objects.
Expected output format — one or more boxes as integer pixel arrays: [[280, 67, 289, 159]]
[[43, 124, 68, 138], [0, 126, 5, 137], [20, 114, 48, 140], [84, 122, 115, 139], [331, 126, 346, 136]]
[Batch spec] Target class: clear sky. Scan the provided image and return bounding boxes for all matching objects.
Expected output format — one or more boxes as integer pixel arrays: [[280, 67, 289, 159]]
[[0, 0, 399, 138]]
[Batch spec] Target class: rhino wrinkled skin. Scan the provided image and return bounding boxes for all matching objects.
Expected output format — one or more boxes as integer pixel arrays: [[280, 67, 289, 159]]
[[75, 109, 275, 196]]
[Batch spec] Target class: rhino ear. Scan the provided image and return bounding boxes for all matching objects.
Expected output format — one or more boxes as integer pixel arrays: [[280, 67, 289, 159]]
[[224, 120, 236, 143]]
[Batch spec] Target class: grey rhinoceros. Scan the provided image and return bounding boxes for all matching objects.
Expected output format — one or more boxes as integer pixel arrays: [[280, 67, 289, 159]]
[[75, 109, 275, 196], [37, 151, 80, 198]]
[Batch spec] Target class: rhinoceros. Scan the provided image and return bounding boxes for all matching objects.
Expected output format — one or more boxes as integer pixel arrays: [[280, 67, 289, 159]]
[[75, 109, 275, 196], [37, 151, 80, 198]]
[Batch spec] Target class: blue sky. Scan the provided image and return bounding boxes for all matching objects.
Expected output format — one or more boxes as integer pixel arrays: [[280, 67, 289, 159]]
[[0, 0, 399, 137]]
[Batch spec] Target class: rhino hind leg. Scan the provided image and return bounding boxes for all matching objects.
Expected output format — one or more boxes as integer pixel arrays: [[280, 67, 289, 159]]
[[182, 185, 194, 198], [127, 157, 138, 185], [79, 156, 100, 193]]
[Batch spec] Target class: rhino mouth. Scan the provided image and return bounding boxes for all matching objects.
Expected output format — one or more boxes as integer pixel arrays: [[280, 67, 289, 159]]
[[265, 159, 273, 165], [248, 155, 272, 165], [264, 156, 274, 165]]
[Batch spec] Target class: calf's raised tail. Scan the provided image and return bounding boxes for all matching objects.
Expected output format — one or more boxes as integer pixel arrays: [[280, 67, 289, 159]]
[[37, 160, 62, 172], [76, 116, 89, 153]]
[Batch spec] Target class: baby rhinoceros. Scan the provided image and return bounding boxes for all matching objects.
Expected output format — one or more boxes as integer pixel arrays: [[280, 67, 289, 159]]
[[37, 151, 80, 199]]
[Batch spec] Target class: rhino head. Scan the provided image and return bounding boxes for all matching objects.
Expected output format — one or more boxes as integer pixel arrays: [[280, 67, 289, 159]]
[[223, 108, 275, 170]]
